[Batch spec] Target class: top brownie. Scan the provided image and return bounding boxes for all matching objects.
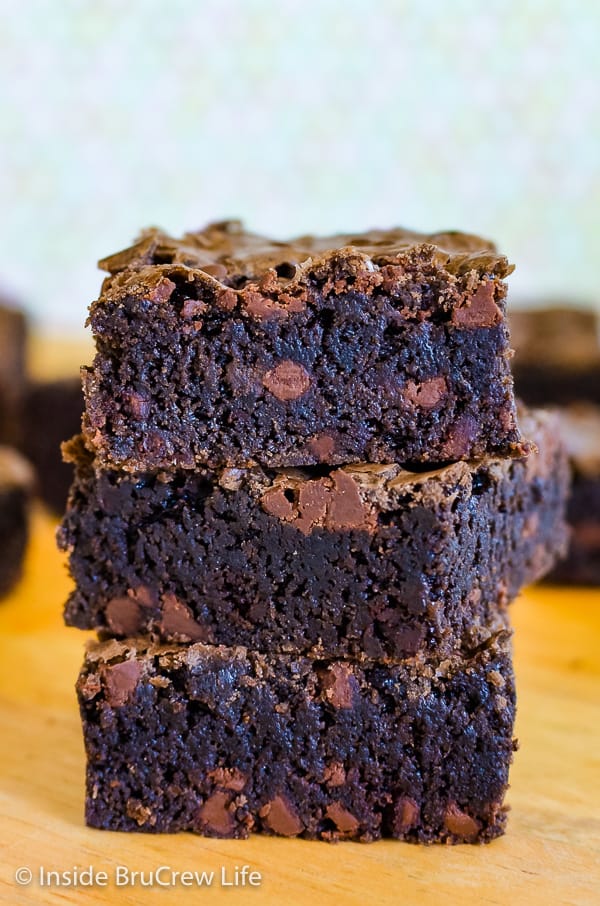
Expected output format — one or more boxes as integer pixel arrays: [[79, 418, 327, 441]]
[[83, 221, 524, 470], [509, 307, 600, 406]]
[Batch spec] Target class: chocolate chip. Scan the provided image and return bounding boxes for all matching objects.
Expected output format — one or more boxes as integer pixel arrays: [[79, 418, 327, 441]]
[[403, 377, 447, 408], [126, 392, 151, 419], [262, 361, 311, 401], [199, 791, 235, 834], [452, 282, 502, 328], [295, 479, 329, 533], [260, 488, 295, 520], [443, 802, 481, 839], [308, 433, 336, 461], [129, 585, 156, 608], [259, 794, 303, 836], [159, 593, 210, 643], [319, 663, 357, 709], [325, 802, 360, 833], [326, 470, 372, 531], [146, 277, 176, 303], [103, 659, 142, 707], [181, 298, 208, 319], [392, 797, 419, 834], [441, 414, 478, 459], [105, 595, 145, 636]]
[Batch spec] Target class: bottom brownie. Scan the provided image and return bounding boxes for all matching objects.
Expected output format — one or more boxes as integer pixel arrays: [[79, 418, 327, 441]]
[[549, 405, 600, 585], [78, 628, 516, 844], [0, 446, 32, 598]]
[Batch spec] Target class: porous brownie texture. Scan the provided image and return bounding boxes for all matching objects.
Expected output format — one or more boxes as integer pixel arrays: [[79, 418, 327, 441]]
[[0, 446, 33, 598], [59, 409, 568, 658], [82, 221, 525, 471], [547, 405, 600, 585], [78, 629, 516, 843], [510, 307, 600, 406], [23, 378, 83, 513]]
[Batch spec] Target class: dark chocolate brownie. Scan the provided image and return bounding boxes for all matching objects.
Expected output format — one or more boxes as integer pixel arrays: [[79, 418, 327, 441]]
[[23, 378, 82, 514], [0, 446, 33, 597], [548, 405, 600, 585], [78, 628, 516, 843], [82, 221, 525, 471], [0, 303, 27, 447], [510, 307, 600, 406], [59, 409, 568, 659]]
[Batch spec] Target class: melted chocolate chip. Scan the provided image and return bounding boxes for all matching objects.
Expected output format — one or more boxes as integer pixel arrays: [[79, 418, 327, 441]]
[[262, 361, 311, 401]]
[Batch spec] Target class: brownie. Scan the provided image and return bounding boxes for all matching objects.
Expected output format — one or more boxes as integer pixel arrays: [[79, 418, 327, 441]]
[[0, 303, 27, 447], [82, 220, 525, 471], [77, 627, 516, 843], [509, 307, 600, 406], [58, 409, 568, 659], [0, 446, 33, 598], [510, 308, 600, 584], [547, 405, 600, 585], [23, 378, 82, 514]]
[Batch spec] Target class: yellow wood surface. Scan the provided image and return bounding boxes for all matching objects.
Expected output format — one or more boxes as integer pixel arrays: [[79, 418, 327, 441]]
[[0, 510, 598, 906]]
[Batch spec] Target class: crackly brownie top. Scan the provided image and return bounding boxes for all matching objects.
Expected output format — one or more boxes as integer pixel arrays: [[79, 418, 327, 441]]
[[80, 626, 512, 705], [510, 307, 600, 367], [98, 219, 513, 288]]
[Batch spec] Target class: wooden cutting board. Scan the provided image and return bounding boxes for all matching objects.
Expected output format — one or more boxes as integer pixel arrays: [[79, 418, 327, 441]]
[[0, 510, 598, 905]]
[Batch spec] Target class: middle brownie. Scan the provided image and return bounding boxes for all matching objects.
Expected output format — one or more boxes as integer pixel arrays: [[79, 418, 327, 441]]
[[59, 409, 568, 659]]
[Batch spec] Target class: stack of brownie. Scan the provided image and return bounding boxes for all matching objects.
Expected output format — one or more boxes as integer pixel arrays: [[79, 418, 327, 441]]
[[59, 222, 569, 843]]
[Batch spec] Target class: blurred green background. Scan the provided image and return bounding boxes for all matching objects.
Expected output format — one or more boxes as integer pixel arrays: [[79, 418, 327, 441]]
[[0, 0, 598, 330]]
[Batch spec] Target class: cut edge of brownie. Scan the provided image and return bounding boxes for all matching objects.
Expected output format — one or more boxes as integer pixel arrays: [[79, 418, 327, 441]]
[[78, 625, 516, 844]]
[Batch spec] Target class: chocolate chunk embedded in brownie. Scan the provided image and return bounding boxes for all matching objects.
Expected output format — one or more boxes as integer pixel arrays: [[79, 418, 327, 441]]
[[547, 405, 600, 585], [59, 409, 568, 658], [0, 446, 33, 598], [510, 307, 600, 406], [77, 628, 516, 843], [23, 378, 82, 514], [0, 303, 27, 447], [82, 221, 525, 471]]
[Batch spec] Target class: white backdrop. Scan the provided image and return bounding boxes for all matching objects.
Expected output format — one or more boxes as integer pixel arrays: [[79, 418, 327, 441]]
[[0, 0, 598, 330]]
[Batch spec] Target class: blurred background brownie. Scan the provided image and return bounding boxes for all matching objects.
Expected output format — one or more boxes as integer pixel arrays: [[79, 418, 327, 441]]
[[549, 405, 600, 585], [0, 446, 33, 598], [0, 302, 27, 447], [510, 307, 600, 584], [22, 378, 82, 514], [510, 307, 600, 405]]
